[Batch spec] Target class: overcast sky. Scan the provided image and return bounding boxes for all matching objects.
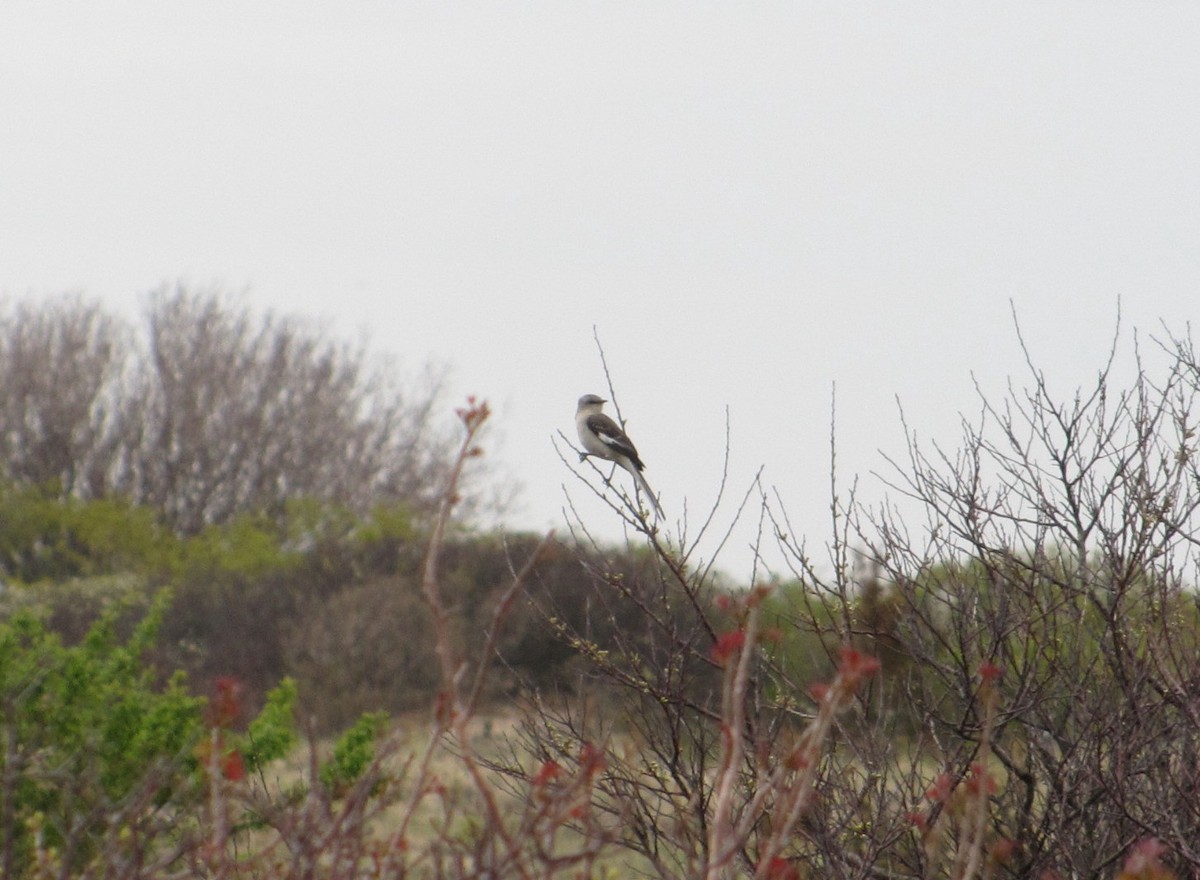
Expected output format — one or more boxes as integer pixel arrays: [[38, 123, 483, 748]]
[[2, 3, 1198, 579]]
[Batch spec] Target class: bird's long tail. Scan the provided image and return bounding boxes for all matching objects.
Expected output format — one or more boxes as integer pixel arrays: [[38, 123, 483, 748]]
[[632, 467, 664, 518]]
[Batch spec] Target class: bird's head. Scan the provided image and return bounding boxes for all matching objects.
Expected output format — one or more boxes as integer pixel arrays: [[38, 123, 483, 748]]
[[577, 393, 607, 413]]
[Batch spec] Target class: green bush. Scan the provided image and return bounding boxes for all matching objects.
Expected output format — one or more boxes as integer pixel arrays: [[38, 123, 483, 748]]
[[244, 676, 299, 774], [0, 484, 177, 585], [0, 595, 204, 874], [319, 711, 389, 794]]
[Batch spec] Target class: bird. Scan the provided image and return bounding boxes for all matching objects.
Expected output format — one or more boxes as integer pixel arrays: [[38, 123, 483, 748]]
[[575, 393, 663, 517]]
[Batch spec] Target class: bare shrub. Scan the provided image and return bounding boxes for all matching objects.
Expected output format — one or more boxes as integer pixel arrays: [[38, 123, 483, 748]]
[[850, 320, 1200, 876], [507, 324, 1198, 878], [283, 575, 441, 728]]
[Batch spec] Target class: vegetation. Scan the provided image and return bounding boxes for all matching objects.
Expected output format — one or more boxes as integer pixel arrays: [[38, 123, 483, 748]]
[[0, 293, 1196, 878], [0, 289, 478, 534]]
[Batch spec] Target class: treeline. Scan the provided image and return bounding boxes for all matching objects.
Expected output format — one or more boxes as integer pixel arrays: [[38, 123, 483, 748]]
[[0, 480, 704, 731], [0, 290, 712, 730], [0, 288, 467, 534], [0, 292, 481, 723]]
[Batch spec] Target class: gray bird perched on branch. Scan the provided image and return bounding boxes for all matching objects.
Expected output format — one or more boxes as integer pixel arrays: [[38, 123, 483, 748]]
[[575, 393, 663, 517]]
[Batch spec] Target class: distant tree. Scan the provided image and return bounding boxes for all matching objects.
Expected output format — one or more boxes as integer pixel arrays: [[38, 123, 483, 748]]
[[119, 287, 457, 533], [0, 287, 485, 534], [0, 295, 130, 497]]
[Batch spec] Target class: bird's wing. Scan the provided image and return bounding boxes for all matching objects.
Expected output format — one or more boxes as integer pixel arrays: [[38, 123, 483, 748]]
[[586, 413, 644, 467]]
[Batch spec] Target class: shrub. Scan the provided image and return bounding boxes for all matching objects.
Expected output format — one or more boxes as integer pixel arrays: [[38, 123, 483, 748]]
[[0, 596, 204, 875], [4, 329, 1199, 879]]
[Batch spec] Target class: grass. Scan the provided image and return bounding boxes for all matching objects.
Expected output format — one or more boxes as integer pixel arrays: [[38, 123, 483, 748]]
[[229, 709, 658, 878]]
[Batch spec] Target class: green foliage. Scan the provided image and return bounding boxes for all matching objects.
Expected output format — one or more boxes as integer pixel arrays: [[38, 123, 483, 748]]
[[357, 501, 418, 546], [320, 711, 389, 794], [0, 483, 176, 584], [0, 591, 360, 876], [760, 580, 839, 675], [0, 481, 613, 730], [179, 511, 301, 579], [0, 482, 437, 727], [243, 677, 299, 772], [0, 595, 206, 873]]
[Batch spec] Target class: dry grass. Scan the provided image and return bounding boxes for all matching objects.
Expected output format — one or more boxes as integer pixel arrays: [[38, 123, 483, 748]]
[[224, 709, 657, 878]]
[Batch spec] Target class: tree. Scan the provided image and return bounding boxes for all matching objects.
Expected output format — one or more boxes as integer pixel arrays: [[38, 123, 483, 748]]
[[0, 288, 485, 534], [0, 295, 130, 497], [121, 287, 452, 532]]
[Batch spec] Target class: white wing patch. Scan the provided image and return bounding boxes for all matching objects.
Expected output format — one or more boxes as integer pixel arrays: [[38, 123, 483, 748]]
[[587, 413, 639, 461]]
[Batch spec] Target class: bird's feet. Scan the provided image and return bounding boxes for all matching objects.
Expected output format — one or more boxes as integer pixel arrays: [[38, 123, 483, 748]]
[[578, 452, 590, 463]]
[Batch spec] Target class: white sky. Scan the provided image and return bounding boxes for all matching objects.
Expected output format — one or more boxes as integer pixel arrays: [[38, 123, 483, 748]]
[[2, 3, 1198, 579]]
